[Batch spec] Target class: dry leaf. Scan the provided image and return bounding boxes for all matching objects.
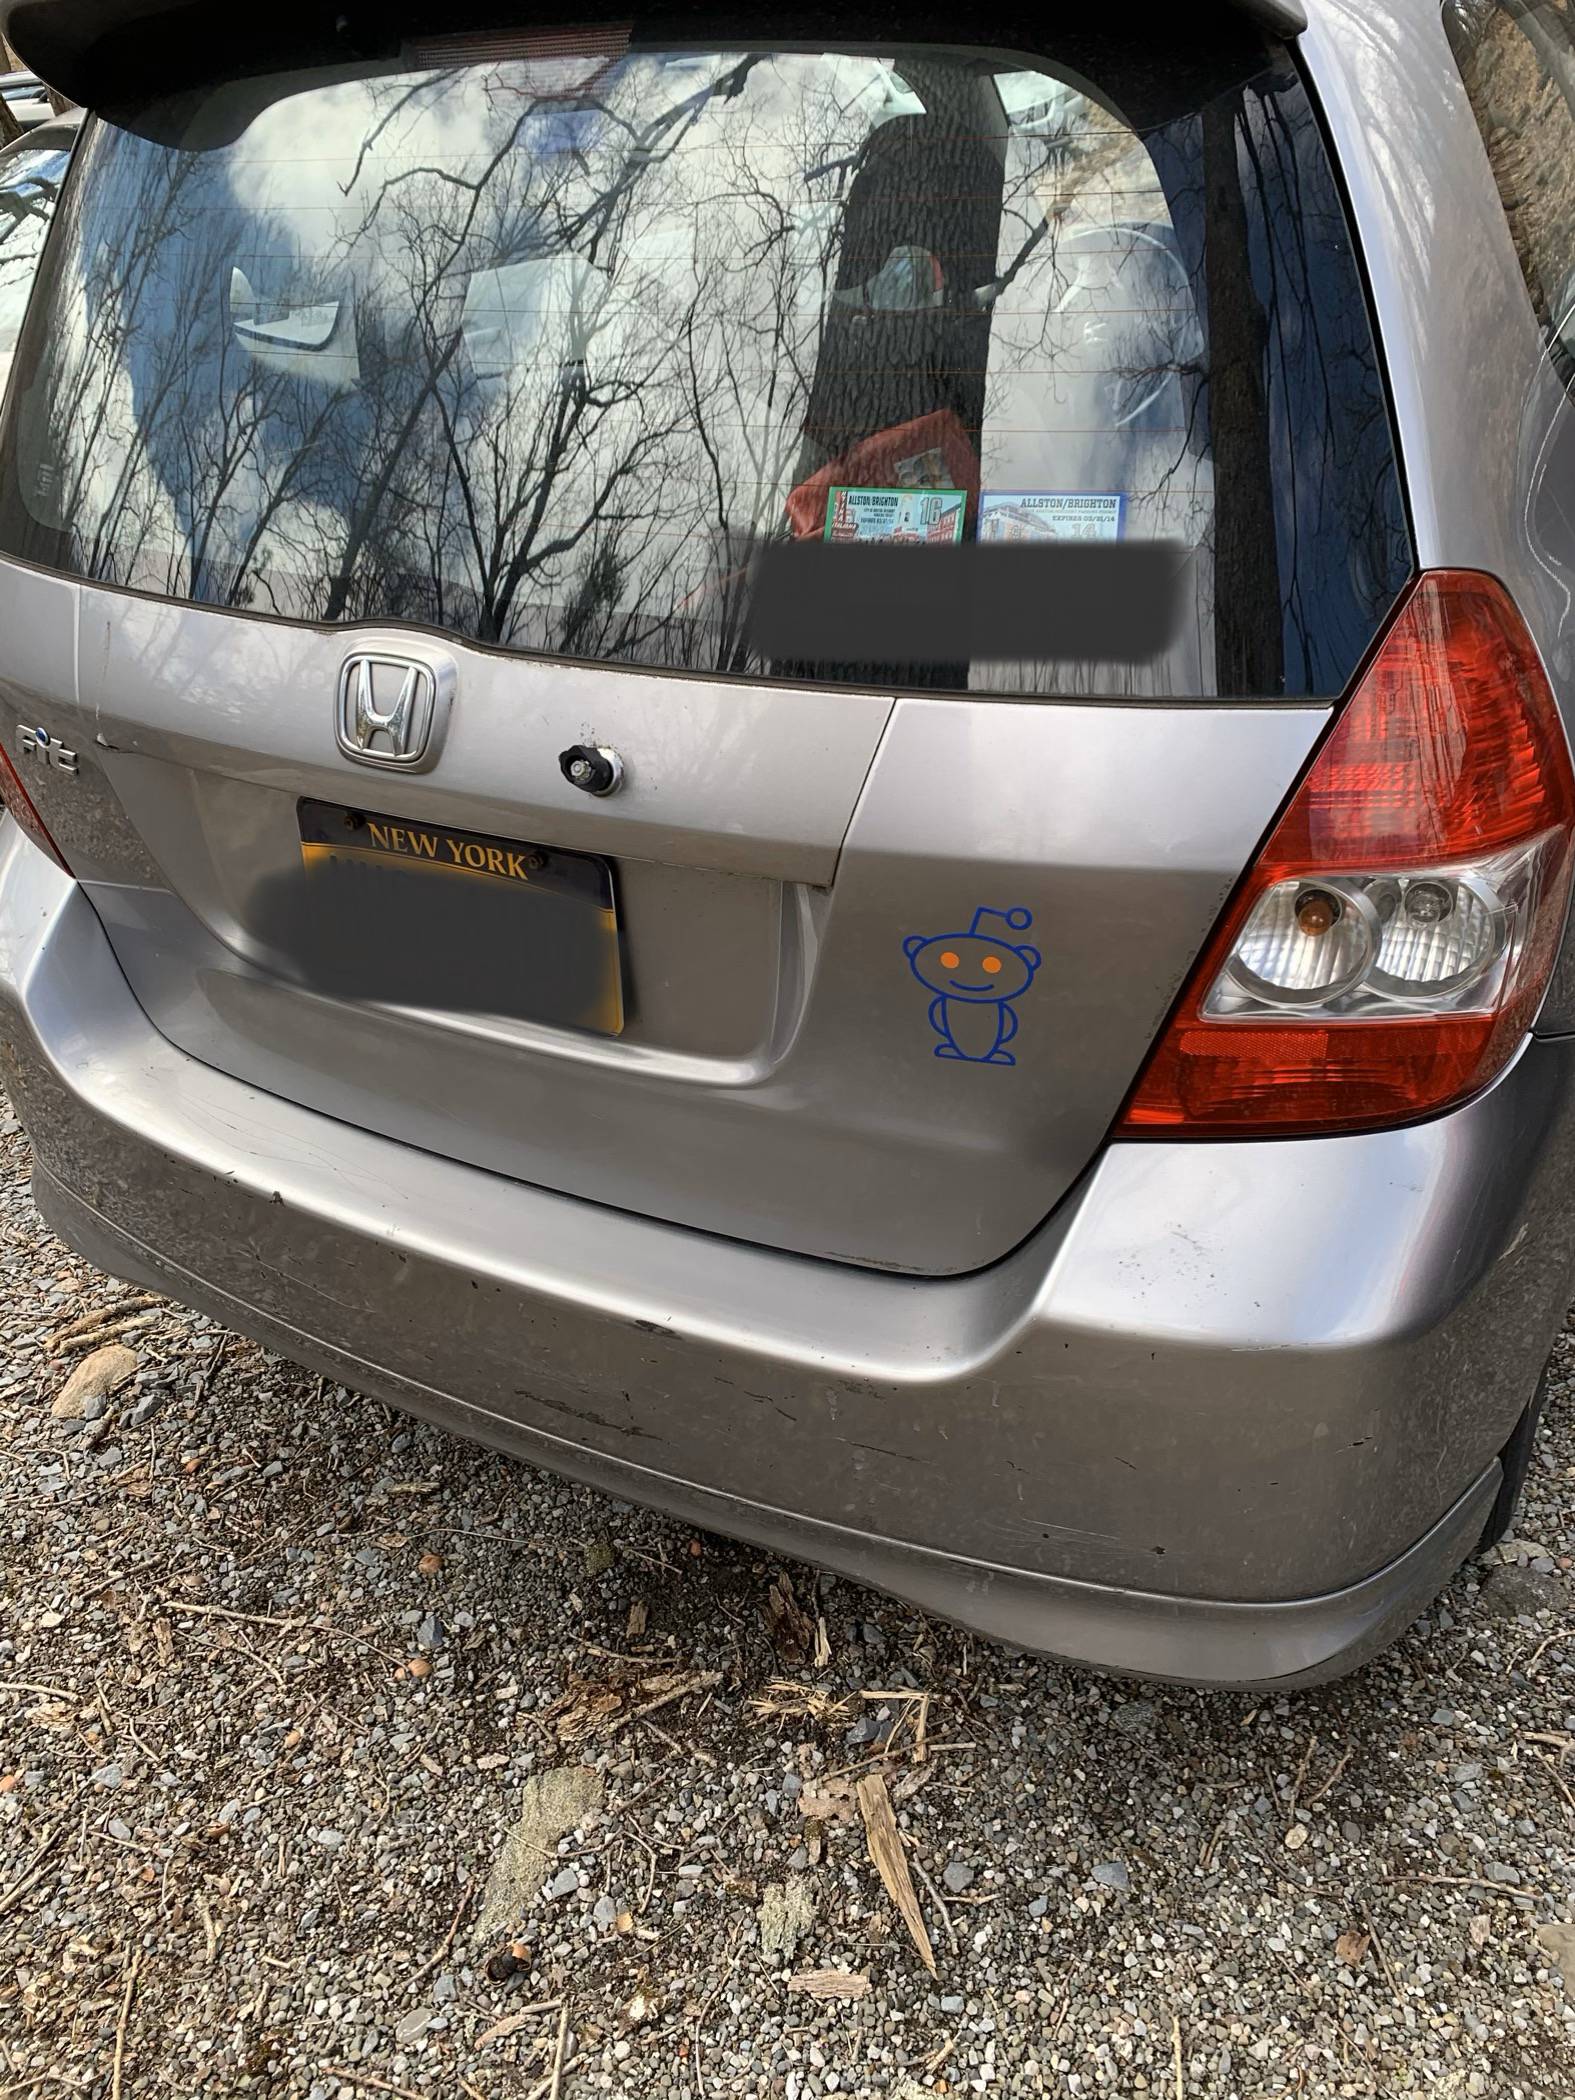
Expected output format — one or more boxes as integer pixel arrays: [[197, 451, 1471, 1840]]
[[626, 1600, 648, 1640], [1334, 1930, 1370, 1966], [546, 1666, 721, 1746], [856, 1771, 936, 1974], [1283, 1823, 1309, 1851], [787, 1968, 871, 2001], [797, 1778, 859, 1825], [1469, 1914, 1493, 1948], [476, 2004, 558, 2049], [417, 1551, 444, 1576]]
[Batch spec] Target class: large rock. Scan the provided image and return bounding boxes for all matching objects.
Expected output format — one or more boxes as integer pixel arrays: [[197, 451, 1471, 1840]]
[[51, 1345, 140, 1420], [758, 1879, 816, 1963], [477, 1765, 603, 1939], [1536, 1921, 1575, 1993], [1480, 1563, 1563, 1619]]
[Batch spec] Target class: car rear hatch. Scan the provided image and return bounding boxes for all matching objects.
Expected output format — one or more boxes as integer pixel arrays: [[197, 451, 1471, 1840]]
[[0, 4, 1411, 1274]]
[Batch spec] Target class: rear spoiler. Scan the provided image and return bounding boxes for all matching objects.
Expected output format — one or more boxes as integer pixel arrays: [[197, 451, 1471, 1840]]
[[0, 0, 1308, 114], [1243, 0, 1310, 25], [1241, 0, 1309, 27]]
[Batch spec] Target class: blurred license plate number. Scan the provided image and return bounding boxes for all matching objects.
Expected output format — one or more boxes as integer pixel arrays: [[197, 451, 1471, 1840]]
[[294, 798, 623, 1034]]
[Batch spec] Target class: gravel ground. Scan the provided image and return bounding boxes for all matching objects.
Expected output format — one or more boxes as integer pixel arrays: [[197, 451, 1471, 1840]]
[[4, 1090, 1575, 2100]]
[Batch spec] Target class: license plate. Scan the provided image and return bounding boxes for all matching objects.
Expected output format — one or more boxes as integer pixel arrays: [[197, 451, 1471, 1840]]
[[291, 798, 624, 1034]]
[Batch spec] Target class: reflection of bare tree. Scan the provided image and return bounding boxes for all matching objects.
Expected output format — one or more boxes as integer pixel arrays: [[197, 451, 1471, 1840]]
[[1446, 0, 1575, 380], [1200, 95, 1282, 698], [7, 42, 1407, 702], [0, 139, 66, 341]]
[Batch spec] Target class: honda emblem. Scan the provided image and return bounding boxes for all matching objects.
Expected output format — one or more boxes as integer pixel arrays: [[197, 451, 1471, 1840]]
[[336, 649, 454, 771]]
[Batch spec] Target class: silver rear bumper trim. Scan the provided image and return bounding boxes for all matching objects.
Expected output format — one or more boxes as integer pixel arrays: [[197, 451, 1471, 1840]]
[[28, 1159, 1500, 1686]]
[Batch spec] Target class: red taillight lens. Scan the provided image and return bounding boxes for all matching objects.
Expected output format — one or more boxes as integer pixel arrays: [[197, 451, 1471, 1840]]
[[1120, 572, 1575, 1135], [0, 742, 71, 870]]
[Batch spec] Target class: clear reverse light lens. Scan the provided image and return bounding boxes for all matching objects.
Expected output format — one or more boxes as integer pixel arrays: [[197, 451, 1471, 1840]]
[[1368, 874, 1503, 997]]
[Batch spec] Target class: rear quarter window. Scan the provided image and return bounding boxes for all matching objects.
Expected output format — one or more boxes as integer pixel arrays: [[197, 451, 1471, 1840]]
[[0, 142, 70, 370], [0, 23, 1410, 699], [1445, 0, 1575, 387]]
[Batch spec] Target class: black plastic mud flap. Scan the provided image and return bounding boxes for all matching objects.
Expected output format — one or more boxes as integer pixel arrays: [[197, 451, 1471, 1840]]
[[1479, 1365, 1553, 1550]]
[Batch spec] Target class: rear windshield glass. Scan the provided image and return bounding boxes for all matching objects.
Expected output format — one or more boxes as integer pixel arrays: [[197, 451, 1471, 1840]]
[[0, 28, 1410, 699]]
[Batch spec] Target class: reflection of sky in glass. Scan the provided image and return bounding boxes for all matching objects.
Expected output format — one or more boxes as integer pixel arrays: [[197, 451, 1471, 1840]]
[[6, 44, 1408, 699], [0, 145, 70, 356]]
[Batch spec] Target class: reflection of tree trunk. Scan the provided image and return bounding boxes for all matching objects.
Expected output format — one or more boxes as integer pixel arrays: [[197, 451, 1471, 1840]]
[[1201, 96, 1283, 697], [0, 97, 19, 147]]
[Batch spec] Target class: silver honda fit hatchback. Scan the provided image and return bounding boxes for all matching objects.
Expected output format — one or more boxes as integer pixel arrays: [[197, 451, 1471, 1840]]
[[2, 0, 1574, 1686]]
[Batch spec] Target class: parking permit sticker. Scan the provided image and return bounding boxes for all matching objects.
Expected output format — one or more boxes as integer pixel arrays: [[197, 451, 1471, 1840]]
[[825, 486, 968, 544], [979, 491, 1127, 542]]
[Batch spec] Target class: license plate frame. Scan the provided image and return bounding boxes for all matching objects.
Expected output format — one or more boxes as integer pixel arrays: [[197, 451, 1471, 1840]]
[[292, 797, 624, 1035]]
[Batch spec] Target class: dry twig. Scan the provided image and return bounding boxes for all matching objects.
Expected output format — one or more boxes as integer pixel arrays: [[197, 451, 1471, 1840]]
[[520, 2002, 571, 2100], [748, 1680, 854, 1726], [1358, 1896, 1406, 2010], [48, 1295, 161, 1350], [406, 1884, 472, 1994], [910, 1853, 959, 1954], [50, 1312, 162, 1358], [319, 2070, 431, 2100], [110, 1951, 141, 2100], [0, 1827, 59, 1919], [1387, 1872, 1542, 1898]]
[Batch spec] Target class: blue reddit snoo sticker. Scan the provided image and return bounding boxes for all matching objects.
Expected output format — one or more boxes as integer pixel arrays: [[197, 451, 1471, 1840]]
[[903, 908, 1040, 1065]]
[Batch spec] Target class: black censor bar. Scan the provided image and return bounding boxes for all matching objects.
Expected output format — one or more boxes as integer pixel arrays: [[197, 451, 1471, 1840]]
[[746, 540, 1194, 667]]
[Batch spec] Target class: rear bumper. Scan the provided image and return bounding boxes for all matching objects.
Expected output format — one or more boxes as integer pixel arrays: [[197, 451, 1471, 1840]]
[[4, 827, 1574, 1685]]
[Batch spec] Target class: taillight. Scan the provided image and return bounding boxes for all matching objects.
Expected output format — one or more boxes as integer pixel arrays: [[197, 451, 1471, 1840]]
[[1120, 572, 1575, 1136], [0, 742, 71, 870]]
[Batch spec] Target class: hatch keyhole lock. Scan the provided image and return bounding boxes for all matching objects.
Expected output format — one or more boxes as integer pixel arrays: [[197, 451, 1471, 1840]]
[[559, 743, 625, 797]]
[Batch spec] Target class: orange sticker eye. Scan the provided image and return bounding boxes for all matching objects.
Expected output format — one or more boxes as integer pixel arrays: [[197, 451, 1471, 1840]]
[[939, 950, 960, 969], [982, 954, 1003, 974]]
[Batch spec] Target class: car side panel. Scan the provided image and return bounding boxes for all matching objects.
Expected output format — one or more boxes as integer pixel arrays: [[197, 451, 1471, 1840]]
[[1302, 0, 1575, 1025]]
